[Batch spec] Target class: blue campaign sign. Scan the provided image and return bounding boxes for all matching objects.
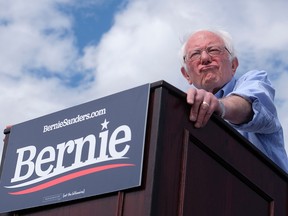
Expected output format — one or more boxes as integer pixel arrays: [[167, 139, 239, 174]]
[[0, 84, 150, 213]]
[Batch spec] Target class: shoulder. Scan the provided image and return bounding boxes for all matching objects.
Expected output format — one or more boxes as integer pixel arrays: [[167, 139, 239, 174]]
[[236, 70, 273, 87], [238, 70, 269, 82], [234, 69, 275, 99]]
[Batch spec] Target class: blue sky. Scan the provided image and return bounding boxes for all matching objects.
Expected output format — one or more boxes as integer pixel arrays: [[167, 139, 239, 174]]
[[68, 0, 128, 87], [1, 0, 288, 157], [71, 0, 125, 51]]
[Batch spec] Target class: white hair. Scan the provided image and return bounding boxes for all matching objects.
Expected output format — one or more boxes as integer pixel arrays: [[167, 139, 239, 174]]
[[180, 29, 237, 64]]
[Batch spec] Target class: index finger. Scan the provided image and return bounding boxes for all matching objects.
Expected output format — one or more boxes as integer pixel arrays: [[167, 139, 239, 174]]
[[187, 88, 197, 105]]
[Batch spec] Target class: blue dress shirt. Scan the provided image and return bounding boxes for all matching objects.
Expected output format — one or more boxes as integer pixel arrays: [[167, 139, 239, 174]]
[[215, 70, 288, 173]]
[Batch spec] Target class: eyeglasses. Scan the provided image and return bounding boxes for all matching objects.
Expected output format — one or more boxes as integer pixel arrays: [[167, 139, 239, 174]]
[[183, 46, 231, 62]]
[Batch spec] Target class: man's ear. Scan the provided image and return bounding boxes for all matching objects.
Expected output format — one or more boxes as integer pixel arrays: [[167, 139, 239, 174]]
[[231, 57, 239, 74], [181, 66, 193, 84]]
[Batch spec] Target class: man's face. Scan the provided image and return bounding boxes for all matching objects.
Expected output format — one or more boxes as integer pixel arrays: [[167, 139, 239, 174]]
[[181, 31, 238, 93]]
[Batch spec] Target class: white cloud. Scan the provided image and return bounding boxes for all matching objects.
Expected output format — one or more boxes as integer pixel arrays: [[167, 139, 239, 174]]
[[1, 0, 288, 160], [0, 0, 80, 77]]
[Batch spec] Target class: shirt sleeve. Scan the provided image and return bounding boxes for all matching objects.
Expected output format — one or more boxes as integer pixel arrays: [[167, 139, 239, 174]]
[[227, 70, 281, 134]]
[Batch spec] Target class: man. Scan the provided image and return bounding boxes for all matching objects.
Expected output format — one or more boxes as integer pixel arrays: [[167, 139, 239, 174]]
[[180, 29, 288, 173]]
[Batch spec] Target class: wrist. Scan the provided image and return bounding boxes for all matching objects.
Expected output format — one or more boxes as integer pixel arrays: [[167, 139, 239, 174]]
[[218, 99, 226, 118]]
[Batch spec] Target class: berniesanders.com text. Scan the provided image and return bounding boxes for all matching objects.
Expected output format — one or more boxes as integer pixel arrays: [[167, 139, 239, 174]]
[[43, 108, 106, 133]]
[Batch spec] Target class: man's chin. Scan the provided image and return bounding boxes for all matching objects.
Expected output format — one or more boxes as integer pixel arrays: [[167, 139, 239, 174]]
[[204, 73, 218, 83], [202, 78, 219, 91]]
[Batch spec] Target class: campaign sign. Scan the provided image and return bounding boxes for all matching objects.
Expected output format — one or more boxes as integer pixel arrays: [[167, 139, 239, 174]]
[[0, 84, 150, 213]]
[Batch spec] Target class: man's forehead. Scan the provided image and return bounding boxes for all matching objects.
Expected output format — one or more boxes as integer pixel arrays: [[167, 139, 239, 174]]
[[187, 31, 224, 47]]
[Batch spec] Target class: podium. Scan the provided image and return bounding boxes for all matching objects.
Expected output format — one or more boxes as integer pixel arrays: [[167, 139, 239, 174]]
[[1, 81, 287, 216]]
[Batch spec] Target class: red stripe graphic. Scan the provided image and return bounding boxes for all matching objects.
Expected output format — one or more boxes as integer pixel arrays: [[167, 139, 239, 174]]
[[9, 163, 135, 195]]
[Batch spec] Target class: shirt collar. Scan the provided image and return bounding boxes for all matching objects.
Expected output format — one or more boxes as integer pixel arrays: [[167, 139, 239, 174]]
[[215, 76, 236, 99]]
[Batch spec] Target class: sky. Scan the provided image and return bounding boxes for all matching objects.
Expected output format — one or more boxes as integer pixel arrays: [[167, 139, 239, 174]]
[[0, 0, 288, 159]]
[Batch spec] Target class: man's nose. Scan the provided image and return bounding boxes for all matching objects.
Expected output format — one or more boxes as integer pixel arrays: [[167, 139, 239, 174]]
[[200, 50, 212, 64]]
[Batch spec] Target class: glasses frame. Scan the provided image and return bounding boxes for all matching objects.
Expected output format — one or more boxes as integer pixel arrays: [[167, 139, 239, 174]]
[[183, 46, 231, 63]]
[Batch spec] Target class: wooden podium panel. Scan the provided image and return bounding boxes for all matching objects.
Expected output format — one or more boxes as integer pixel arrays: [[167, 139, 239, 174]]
[[182, 132, 273, 215], [1, 81, 287, 216]]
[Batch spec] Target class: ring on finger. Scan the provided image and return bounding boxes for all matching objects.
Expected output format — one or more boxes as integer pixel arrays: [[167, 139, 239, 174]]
[[202, 101, 210, 108]]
